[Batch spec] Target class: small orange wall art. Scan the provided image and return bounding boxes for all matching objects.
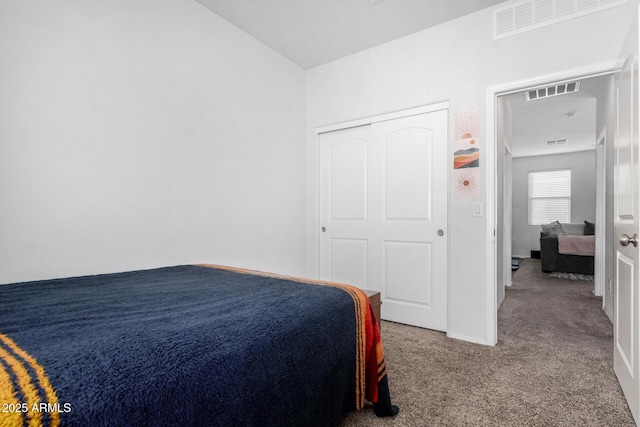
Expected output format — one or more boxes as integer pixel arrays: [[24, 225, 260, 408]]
[[454, 108, 480, 198]]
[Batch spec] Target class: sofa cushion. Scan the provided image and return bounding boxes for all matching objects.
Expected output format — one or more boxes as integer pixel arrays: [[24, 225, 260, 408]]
[[561, 223, 585, 236]]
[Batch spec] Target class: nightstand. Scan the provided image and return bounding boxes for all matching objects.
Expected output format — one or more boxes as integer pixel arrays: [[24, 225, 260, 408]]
[[364, 290, 381, 322]]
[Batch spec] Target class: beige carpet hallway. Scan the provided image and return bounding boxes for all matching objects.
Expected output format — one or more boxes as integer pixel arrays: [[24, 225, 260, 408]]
[[341, 258, 635, 426]]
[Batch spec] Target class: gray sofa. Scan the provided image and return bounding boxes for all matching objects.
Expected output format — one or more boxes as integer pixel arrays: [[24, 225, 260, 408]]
[[540, 221, 595, 275]]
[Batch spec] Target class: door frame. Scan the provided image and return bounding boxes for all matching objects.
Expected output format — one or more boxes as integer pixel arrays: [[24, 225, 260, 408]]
[[503, 140, 513, 292], [486, 61, 618, 344], [313, 101, 450, 278], [595, 127, 607, 299]]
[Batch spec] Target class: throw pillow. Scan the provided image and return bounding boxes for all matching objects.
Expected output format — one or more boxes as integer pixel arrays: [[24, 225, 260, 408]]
[[584, 221, 595, 235], [541, 221, 563, 237]]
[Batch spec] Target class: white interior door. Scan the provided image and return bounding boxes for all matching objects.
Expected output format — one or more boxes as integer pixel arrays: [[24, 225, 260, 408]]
[[595, 138, 606, 298], [614, 7, 640, 423], [319, 124, 372, 290], [319, 109, 448, 331], [504, 145, 513, 289]]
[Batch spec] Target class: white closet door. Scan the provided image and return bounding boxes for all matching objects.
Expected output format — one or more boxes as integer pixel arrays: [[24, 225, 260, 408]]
[[319, 124, 372, 290], [319, 109, 448, 331]]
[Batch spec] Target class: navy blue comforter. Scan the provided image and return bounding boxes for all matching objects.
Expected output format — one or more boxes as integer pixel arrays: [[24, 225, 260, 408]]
[[0, 265, 381, 426]]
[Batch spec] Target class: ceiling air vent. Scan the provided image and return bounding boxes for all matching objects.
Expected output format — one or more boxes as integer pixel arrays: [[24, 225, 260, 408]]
[[494, 0, 628, 40], [526, 81, 580, 101]]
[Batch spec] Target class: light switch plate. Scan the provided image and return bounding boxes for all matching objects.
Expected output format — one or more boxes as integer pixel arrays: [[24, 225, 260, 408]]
[[473, 202, 483, 217]]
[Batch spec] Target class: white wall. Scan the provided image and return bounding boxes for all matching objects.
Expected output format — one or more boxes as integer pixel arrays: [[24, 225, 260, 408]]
[[305, 1, 638, 343], [511, 151, 597, 258], [0, 0, 306, 284]]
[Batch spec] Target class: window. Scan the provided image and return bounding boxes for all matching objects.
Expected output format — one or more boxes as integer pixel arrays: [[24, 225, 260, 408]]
[[528, 169, 571, 225]]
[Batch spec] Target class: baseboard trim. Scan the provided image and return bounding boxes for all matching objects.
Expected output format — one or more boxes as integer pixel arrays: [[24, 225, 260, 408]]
[[604, 306, 613, 324], [497, 293, 505, 310]]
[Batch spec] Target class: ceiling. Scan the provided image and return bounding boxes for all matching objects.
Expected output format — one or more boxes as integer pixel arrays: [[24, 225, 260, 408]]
[[194, 0, 507, 69], [505, 74, 611, 158], [192, 0, 609, 158]]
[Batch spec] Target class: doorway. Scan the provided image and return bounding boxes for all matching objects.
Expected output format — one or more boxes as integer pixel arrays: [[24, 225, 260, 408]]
[[497, 73, 612, 309], [486, 65, 617, 346]]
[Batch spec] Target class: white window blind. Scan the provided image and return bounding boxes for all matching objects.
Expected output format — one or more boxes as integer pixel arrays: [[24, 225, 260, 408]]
[[528, 169, 571, 225]]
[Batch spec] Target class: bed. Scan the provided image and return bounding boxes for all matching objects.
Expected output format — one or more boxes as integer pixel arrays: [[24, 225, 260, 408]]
[[0, 264, 397, 426]]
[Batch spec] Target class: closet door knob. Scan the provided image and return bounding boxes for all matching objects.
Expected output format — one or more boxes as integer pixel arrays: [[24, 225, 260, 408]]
[[620, 233, 638, 247]]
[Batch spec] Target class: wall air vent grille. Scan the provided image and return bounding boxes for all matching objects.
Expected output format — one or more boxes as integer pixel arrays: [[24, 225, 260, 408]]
[[493, 0, 628, 40], [526, 81, 580, 101], [546, 139, 568, 145]]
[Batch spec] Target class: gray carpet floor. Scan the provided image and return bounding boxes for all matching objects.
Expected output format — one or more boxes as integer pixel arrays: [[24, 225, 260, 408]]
[[340, 258, 635, 426]]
